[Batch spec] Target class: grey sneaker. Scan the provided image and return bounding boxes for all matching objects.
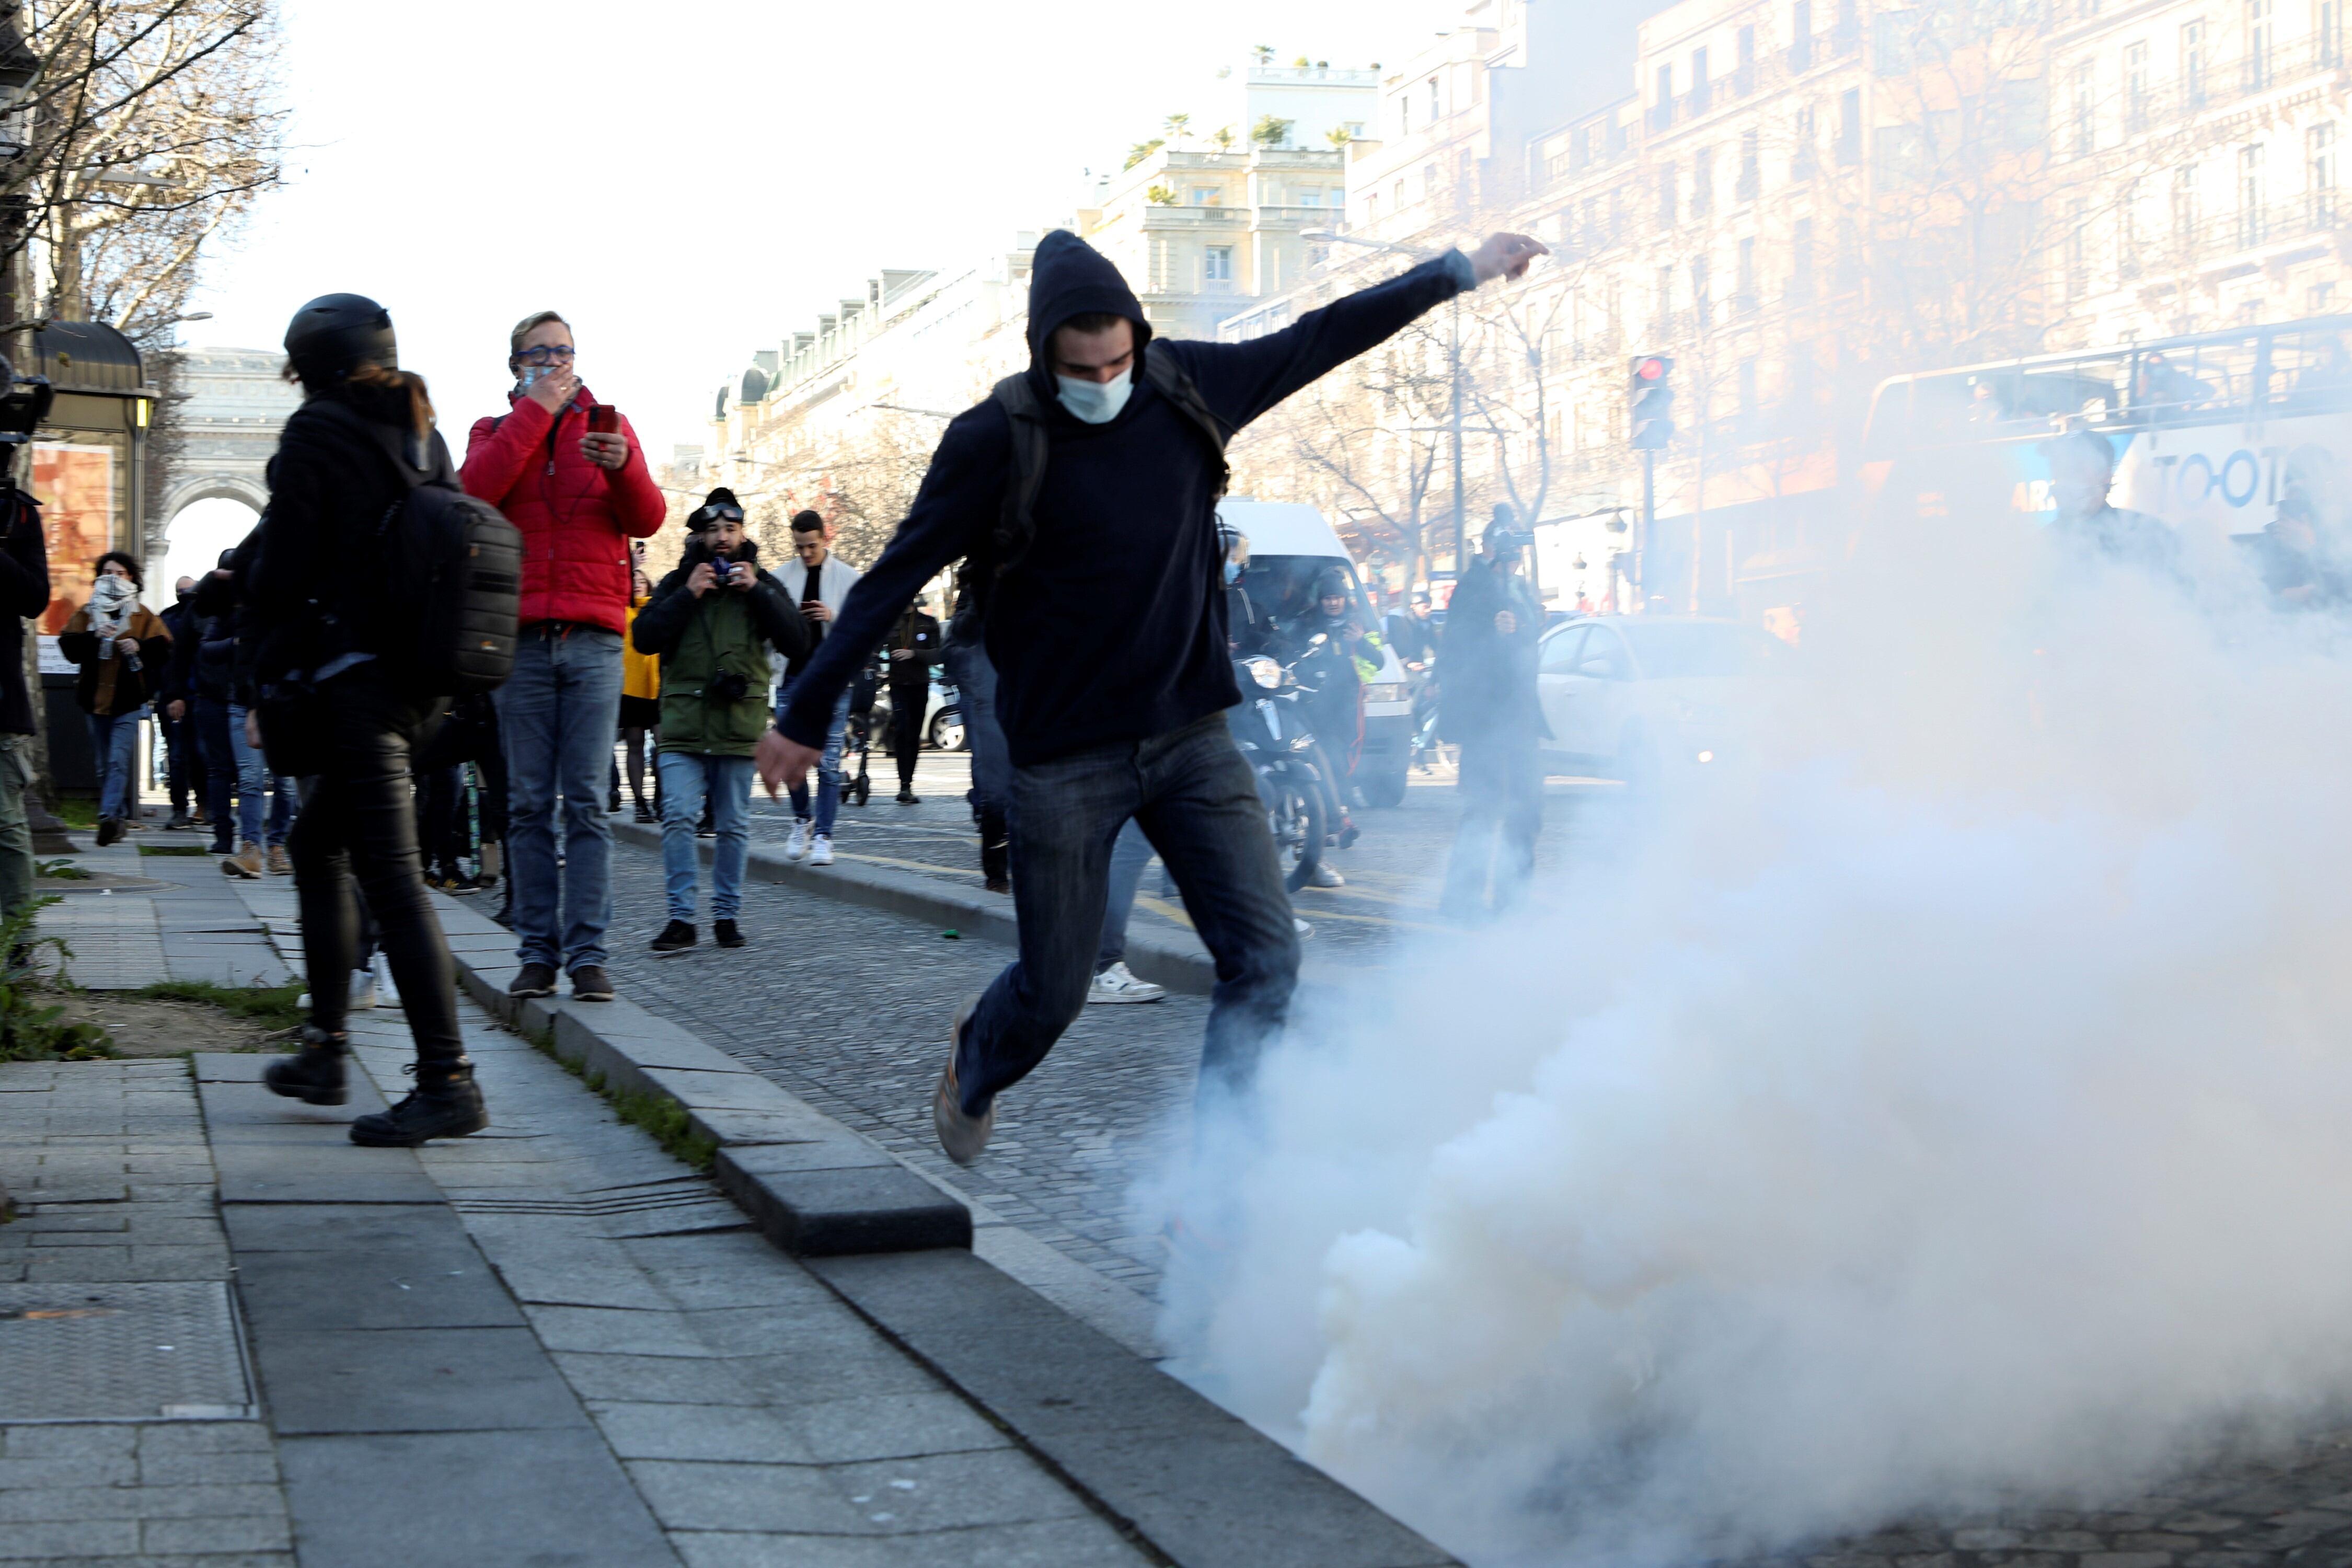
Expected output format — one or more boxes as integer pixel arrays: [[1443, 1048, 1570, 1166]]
[[932, 1000, 993, 1165]]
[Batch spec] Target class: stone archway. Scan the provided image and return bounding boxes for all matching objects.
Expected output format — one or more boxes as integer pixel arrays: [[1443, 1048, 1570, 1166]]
[[152, 347, 301, 567]]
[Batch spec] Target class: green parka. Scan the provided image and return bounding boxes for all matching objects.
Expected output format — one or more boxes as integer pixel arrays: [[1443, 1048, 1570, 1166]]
[[630, 537, 810, 756]]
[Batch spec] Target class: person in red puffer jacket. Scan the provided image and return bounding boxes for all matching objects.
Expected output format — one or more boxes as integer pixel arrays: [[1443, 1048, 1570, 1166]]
[[461, 309, 664, 1004]]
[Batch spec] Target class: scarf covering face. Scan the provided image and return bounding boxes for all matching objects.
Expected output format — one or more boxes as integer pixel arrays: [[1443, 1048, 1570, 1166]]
[[88, 575, 137, 658]]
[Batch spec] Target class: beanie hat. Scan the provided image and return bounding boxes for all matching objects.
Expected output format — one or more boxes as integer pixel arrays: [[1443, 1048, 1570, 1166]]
[[686, 487, 742, 532]]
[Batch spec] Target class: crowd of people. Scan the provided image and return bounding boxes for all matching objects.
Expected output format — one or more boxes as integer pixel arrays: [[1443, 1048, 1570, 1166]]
[[10, 222, 1549, 1156]]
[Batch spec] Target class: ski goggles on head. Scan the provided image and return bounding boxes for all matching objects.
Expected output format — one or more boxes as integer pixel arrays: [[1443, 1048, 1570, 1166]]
[[689, 503, 745, 529]]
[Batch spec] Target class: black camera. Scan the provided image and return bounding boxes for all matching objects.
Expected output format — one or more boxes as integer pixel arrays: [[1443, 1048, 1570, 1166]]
[[707, 669, 751, 703]]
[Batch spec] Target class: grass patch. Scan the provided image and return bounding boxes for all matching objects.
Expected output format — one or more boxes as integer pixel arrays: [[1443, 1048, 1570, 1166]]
[[523, 1028, 715, 1172], [51, 797, 96, 829], [137, 845, 210, 858], [33, 859, 87, 880], [0, 898, 114, 1062], [131, 979, 305, 1033]]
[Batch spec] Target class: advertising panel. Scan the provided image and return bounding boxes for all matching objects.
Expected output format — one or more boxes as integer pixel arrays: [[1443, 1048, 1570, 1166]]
[[31, 441, 118, 633]]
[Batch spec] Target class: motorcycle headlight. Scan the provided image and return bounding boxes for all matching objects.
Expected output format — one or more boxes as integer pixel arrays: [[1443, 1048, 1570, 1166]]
[[1363, 682, 1407, 704], [1244, 657, 1282, 690], [1288, 733, 1316, 752]]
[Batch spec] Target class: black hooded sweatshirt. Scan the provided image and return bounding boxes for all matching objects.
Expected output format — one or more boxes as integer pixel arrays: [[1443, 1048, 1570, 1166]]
[[777, 229, 1474, 768]]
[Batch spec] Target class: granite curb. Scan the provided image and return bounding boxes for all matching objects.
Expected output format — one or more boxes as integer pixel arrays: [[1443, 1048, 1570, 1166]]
[[610, 816, 1222, 999], [433, 897, 970, 1259]]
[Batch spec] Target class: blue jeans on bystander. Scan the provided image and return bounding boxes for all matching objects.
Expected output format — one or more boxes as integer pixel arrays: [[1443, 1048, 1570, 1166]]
[[86, 709, 142, 823], [656, 752, 752, 923], [777, 678, 849, 837], [496, 625, 624, 974]]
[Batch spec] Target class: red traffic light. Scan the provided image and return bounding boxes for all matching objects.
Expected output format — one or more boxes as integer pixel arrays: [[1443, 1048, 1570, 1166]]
[[1635, 356, 1668, 381]]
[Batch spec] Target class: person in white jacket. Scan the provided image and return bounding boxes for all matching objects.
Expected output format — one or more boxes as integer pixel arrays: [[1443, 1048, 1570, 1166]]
[[771, 510, 863, 864]]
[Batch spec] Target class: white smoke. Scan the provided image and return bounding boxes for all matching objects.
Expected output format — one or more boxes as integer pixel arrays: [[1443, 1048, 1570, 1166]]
[[1156, 513, 2352, 1565]]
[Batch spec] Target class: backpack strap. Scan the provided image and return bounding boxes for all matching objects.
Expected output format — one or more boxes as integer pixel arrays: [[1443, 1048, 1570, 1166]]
[[976, 373, 1050, 596], [1140, 341, 1232, 497]]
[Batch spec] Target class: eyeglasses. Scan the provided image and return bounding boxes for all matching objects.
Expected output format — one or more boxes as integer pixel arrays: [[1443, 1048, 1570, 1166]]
[[513, 345, 577, 367]]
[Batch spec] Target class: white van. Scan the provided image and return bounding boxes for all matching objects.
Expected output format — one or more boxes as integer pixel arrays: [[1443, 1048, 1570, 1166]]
[[1213, 500, 1414, 807]]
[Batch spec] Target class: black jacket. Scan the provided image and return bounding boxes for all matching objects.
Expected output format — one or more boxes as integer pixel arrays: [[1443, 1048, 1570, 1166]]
[[630, 536, 808, 663], [884, 604, 941, 689], [1386, 609, 1439, 665], [0, 488, 45, 734], [1441, 559, 1547, 743], [158, 599, 198, 705], [249, 382, 456, 686], [778, 228, 1473, 767]]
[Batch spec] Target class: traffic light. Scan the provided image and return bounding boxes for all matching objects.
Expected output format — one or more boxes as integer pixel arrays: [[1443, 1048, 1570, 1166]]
[[1630, 354, 1675, 451]]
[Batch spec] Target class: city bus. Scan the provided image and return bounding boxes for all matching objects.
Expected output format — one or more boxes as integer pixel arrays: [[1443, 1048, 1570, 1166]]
[[1859, 314, 2352, 550]]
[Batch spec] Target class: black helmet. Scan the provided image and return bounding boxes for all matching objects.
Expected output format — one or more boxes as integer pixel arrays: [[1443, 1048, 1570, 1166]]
[[283, 293, 396, 385], [1312, 566, 1351, 603]]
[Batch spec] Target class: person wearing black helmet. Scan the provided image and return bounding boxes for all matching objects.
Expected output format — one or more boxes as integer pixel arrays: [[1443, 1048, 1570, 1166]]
[[249, 293, 488, 1146], [1438, 507, 1549, 921], [1282, 563, 1377, 879], [761, 221, 1547, 1165]]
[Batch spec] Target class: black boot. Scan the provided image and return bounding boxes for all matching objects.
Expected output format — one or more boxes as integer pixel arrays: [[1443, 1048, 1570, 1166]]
[[264, 1027, 350, 1106], [350, 1057, 488, 1147]]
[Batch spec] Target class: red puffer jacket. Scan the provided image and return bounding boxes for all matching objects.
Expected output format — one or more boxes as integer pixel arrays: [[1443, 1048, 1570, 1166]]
[[460, 385, 666, 633]]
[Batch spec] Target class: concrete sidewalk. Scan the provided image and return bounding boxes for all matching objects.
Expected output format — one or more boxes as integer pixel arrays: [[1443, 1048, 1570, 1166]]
[[0, 831, 1459, 1568]]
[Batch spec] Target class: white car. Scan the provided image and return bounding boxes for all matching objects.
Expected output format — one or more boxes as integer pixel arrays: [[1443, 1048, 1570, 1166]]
[[1535, 616, 1791, 782]]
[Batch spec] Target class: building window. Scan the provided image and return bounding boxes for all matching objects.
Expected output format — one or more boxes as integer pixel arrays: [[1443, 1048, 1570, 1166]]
[[2125, 42, 2150, 132], [2311, 122, 2337, 228], [1791, 0, 1814, 70], [2172, 162, 2200, 246], [1739, 128, 1761, 199], [1692, 254, 1712, 331], [1300, 188, 1324, 207], [1655, 264, 1675, 336], [1837, 88, 1861, 164], [1738, 359, 1759, 422], [2244, 0, 2270, 93], [1652, 63, 1675, 132], [1428, 76, 1442, 123], [1691, 46, 1711, 115], [1836, 215, 1860, 290], [1659, 162, 1678, 225], [1693, 145, 1714, 217], [2119, 177, 2143, 280], [2065, 198, 2088, 298], [2240, 142, 2267, 248], [1205, 247, 1234, 283], [1791, 216, 1815, 301], [1794, 103, 1819, 178], [1189, 187, 1219, 205], [1737, 236, 1758, 313], [2182, 19, 2206, 109], [2326, 0, 2344, 67], [1736, 25, 1757, 94], [2072, 59, 2095, 157]]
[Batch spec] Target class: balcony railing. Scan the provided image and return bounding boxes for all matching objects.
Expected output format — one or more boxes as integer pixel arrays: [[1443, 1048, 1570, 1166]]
[[2101, 34, 2341, 146]]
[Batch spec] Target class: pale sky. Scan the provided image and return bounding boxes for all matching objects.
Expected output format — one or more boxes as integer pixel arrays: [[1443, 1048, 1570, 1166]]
[[181, 0, 1447, 476]]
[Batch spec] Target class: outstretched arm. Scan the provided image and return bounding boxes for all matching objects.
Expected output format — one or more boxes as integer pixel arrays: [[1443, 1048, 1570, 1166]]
[[1171, 233, 1547, 435]]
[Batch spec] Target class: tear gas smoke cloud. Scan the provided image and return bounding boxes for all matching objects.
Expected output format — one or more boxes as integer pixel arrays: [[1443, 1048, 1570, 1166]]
[[1155, 510, 2352, 1565]]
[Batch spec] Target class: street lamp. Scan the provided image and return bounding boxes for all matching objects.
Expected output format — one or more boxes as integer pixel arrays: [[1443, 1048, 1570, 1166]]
[[1305, 227, 1467, 578]]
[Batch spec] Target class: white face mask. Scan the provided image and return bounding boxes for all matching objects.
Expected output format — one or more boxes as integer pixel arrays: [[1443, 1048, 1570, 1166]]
[[1056, 371, 1132, 424]]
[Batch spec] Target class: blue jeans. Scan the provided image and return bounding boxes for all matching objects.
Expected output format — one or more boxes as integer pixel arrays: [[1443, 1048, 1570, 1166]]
[[778, 679, 849, 837], [226, 703, 295, 847], [657, 751, 751, 922], [497, 625, 624, 973], [941, 639, 1011, 813], [1095, 818, 1155, 971], [959, 713, 1299, 1115], [86, 709, 142, 822]]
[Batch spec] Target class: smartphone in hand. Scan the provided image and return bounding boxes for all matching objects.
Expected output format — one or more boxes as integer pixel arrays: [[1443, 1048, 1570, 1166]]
[[588, 404, 619, 435]]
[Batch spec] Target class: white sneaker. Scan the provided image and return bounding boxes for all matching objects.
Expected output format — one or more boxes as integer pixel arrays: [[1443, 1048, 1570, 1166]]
[[808, 834, 834, 867], [783, 821, 811, 861], [1293, 916, 1316, 940], [1308, 862, 1346, 889], [1087, 961, 1166, 1005], [372, 951, 400, 1008], [347, 967, 376, 1011]]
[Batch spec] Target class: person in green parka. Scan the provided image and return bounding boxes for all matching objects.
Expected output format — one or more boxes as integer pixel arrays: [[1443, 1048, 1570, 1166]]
[[630, 489, 809, 953]]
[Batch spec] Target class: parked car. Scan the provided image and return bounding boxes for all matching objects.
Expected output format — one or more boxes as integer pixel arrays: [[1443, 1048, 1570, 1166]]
[[1535, 616, 1791, 783]]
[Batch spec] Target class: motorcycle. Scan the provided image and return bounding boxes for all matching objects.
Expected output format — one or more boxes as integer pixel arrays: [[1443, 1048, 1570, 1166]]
[[1230, 641, 1329, 893]]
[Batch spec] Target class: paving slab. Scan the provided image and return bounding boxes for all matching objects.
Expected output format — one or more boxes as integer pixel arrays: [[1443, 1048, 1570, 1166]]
[[243, 1324, 591, 1434], [277, 1429, 679, 1568]]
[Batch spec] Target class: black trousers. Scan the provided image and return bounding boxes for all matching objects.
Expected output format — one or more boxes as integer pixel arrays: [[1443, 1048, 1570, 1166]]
[[290, 672, 462, 1065], [890, 681, 926, 789], [1440, 731, 1542, 919]]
